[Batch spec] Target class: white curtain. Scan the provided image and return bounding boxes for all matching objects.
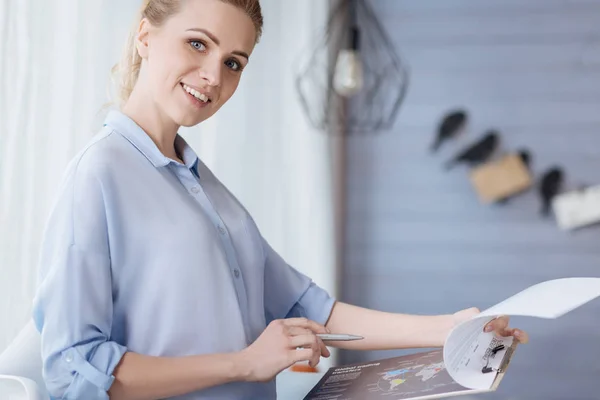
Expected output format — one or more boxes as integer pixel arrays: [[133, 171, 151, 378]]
[[0, 0, 338, 368]]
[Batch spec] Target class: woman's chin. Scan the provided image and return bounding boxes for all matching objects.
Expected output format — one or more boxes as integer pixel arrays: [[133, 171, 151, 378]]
[[172, 108, 212, 128], [178, 116, 204, 127]]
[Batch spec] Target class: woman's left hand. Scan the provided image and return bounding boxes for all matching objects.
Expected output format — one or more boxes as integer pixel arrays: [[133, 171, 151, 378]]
[[483, 314, 529, 344], [453, 307, 529, 344]]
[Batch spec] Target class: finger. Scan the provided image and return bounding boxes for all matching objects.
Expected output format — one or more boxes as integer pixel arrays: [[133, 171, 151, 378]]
[[513, 328, 529, 344], [319, 337, 331, 358], [290, 334, 319, 349], [284, 318, 329, 334], [306, 336, 321, 368], [491, 326, 530, 344], [287, 327, 312, 337], [484, 316, 509, 333], [497, 327, 516, 338], [289, 335, 321, 367], [291, 348, 314, 364], [310, 345, 321, 368]]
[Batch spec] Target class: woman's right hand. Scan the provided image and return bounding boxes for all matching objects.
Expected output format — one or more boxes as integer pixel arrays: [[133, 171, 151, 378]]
[[238, 318, 331, 382]]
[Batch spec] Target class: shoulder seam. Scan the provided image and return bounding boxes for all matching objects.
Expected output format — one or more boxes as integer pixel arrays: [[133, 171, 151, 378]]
[[70, 129, 116, 244]]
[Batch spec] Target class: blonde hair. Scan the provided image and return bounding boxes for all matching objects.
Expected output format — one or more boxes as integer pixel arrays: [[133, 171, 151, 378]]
[[111, 0, 263, 106]]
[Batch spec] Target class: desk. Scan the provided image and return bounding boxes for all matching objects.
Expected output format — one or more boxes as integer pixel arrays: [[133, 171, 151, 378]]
[[276, 369, 325, 399]]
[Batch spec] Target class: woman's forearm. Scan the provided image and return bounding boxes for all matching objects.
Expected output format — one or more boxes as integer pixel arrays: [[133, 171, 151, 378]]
[[324, 302, 455, 350], [108, 351, 250, 400]]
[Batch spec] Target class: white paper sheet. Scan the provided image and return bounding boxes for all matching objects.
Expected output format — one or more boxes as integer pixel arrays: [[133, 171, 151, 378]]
[[443, 278, 600, 389], [479, 278, 600, 319]]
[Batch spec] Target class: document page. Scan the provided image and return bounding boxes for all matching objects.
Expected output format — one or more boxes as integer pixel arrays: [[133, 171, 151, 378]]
[[443, 317, 513, 390], [479, 277, 600, 319], [443, 278, 600, 389]]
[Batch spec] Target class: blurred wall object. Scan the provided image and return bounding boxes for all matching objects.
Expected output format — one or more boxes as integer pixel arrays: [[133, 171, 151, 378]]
[[0, 0, 339, 371], [444, 130, 499, 170], [430, 109, 468, 153], [469, 153, 533, 204], [538, 166, 565, 217], [494, 148, 533, 205], [552, 185, 600, 231], [295, 0, 409, 134]]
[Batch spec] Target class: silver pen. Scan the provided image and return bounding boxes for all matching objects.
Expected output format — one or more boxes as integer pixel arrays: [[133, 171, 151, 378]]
[[317, 333, 364, 341]]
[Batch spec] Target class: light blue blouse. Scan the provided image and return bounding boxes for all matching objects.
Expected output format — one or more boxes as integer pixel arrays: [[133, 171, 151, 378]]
[[32, 110, 335, 400]]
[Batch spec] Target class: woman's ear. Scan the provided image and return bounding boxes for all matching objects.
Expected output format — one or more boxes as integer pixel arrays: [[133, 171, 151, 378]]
[[135, 18, 151, 59]]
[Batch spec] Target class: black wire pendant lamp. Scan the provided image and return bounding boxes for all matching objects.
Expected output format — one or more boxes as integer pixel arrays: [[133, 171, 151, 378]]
[[295, 0, 409, 135]]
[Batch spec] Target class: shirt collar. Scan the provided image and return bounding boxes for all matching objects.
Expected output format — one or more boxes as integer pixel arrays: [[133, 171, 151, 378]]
[[175, 134, 200, 175], [104, 110, 200, 176]]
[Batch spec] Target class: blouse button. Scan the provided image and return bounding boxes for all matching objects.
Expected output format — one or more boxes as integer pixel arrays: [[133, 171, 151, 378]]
[[191, 186, 200, 194], [234, 269, 240, 278]]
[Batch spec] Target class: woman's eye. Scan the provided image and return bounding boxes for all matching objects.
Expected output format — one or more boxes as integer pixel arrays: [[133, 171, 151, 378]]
[[190, 41, 206, 51], [225, 59, 241, 71]]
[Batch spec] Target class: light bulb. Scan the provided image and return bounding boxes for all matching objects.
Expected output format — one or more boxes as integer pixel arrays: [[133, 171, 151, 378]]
[[333, 27, 363, 97], [333, 50, 363, 97]]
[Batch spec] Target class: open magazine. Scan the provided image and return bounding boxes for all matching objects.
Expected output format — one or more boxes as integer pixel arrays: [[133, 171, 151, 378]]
[[303, 278, 600, 400]]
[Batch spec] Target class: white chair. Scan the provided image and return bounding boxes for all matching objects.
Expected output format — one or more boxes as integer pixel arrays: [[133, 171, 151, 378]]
[[0, 321, 48, 400]]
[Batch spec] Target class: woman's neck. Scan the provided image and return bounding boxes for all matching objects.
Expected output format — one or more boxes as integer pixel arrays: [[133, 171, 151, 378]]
[[121, 85, 183, 163]]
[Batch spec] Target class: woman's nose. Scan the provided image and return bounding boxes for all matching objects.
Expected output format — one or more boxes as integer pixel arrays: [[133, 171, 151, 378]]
[[199, 59, 222, 87]]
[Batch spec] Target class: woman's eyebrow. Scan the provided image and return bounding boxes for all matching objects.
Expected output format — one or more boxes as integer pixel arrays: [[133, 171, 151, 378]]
[[186, 28, 249, 60]]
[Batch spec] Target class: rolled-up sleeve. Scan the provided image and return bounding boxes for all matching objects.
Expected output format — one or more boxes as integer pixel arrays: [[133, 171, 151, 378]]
[[32, 154, 127, 399], [262, 238, 336, 326]]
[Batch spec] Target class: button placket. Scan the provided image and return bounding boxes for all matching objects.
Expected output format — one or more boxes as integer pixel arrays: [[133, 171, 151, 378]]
[[175, 168, 252, 343]]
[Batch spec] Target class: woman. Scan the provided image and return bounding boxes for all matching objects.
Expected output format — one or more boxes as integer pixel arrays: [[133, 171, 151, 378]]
[[32, 0, 529, 399]]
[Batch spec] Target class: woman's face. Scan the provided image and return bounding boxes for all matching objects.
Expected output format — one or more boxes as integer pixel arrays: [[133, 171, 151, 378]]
[[137, 0, 256, 127]]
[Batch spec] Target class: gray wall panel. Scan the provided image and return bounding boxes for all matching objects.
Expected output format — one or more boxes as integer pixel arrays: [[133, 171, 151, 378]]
[[341, 1, 600, 398]]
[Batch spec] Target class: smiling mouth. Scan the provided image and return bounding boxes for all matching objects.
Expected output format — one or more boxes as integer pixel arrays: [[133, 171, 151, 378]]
[[180, 83, 211, 103]]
